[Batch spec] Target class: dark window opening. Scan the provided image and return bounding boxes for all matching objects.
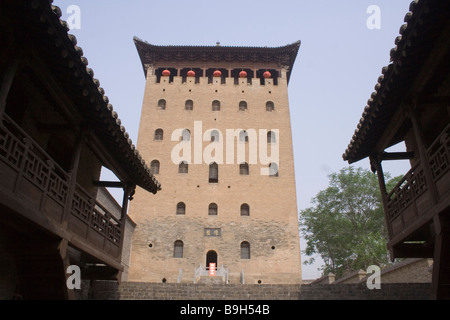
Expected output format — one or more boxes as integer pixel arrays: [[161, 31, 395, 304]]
[[241, 242, 250, 259], [208, 203, 218, 216], [185, 100, 193, 110], [212, 100, 221, 111], [241, 204, 250, 216], [209, 162, 218, 183], [150, 160, 160, 175], [176, 202, 186, 215], [154, 128, 164, 140], [157, 99, 166, 110], [240, 163, 249, 175], [174, 240, 183, 258], [179, 161, 188, 173]]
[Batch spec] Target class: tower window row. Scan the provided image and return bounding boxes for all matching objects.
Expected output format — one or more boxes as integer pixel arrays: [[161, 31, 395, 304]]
[[176, 202, 250, 217], [154, 128, 277, 143], [149, 161, 279, 178], [173, 240, 251, 259], [157, 99, 275, 112]]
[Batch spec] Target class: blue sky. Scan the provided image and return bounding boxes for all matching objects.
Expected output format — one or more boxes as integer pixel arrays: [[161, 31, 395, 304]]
[[54, 0, 414, 279]]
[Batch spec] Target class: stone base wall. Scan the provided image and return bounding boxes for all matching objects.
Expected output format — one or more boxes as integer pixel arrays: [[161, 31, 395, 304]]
[[87, 281, 431, 300]]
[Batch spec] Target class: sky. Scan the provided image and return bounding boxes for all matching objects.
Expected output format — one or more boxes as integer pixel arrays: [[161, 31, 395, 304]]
[[53, 0, 414, 279]]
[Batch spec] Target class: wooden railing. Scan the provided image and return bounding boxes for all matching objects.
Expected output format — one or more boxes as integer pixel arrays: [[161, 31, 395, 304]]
[[428, 124, 450, 184], [0, 113, 121, 258], [386, 163, 427, 220], [386, 124, 450, 236]]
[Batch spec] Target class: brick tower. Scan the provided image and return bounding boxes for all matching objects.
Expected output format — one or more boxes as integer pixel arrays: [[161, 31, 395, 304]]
[[128, 39, 302, 284]]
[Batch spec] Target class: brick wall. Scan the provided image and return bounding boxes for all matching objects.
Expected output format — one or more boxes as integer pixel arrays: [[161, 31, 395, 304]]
[[87, 281, 431, 300]]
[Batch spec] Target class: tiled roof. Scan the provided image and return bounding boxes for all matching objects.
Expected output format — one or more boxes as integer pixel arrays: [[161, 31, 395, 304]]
[[134, 37, 301, 83], [343, 0, 450, 164], [24, 0, 161, 193]]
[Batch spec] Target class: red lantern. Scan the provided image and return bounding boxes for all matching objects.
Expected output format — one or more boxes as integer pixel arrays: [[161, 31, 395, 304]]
[[162, 69, 171, 76], [263, 71, 272, 78], [213, 70, 222, 77], [239, 71, 247, 78], [187, 70, 196, 77]]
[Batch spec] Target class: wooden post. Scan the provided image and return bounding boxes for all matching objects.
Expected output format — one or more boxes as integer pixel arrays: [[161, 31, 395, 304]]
[[370, 155, 394, 241], [116, 184, 135, 281], [431, 218, 450, 300], [62, 130, 87, 224]]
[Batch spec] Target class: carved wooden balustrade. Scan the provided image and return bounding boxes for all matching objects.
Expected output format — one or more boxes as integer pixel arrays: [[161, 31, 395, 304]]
[[386, 124, 450, 238], [0, 113, 122, 260]]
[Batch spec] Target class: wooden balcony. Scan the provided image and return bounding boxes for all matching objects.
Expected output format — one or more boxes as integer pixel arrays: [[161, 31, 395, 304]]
[[0, 112, 123, 265], [386, 124, 450, 250]]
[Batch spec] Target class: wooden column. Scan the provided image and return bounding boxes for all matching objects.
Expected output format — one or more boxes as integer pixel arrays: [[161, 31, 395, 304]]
[[62, 130, 88, 224], [370, 155, 394, 242], [431, 214, 450, 300], [117, 184, 135, 273]]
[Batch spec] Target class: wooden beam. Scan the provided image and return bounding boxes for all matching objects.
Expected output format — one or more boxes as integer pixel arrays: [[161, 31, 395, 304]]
[[81, 265, 119, 281], [93, 181, 124, 188], [381, 151, 414, 161], [392, 243, 434, 259]]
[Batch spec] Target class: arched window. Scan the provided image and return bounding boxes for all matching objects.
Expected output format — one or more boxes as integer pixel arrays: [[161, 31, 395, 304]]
[[266, 101, 274, 112], [179, 161, 188, 173], [239, 163, 249, 175], [177, 202, 186, 215], [154, 129, 164, 141], [239, 130, 248, 143], [208, 203, 218, 216], [239, 101, 247, 111], [158, 99, 166, 110], [185, 99, 193, 110], [267, 131, 276, 143], [174, 240, 183, 258], [210, 130, 220, 142], [181, 129, 191, 141], [150, 160, 160, 175], [241, 241, 250, 259], [209, 162, 218, 183], [240, 204, 250, 216], [212, 100, 221, 111], [269, 162, 279, 177]]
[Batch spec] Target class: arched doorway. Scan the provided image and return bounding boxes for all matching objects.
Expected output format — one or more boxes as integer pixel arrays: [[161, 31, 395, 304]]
[[206, 250, 217, 270]]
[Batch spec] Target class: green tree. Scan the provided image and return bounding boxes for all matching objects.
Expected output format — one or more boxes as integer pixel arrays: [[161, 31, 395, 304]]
[[300, 166, 400, 277]]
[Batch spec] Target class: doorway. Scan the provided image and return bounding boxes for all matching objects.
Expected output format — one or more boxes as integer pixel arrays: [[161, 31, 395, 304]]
[[206, 250, 217, 270]]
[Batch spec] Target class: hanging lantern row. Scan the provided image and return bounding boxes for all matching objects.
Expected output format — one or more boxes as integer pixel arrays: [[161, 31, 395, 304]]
[[161, 69, 272, 78]]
